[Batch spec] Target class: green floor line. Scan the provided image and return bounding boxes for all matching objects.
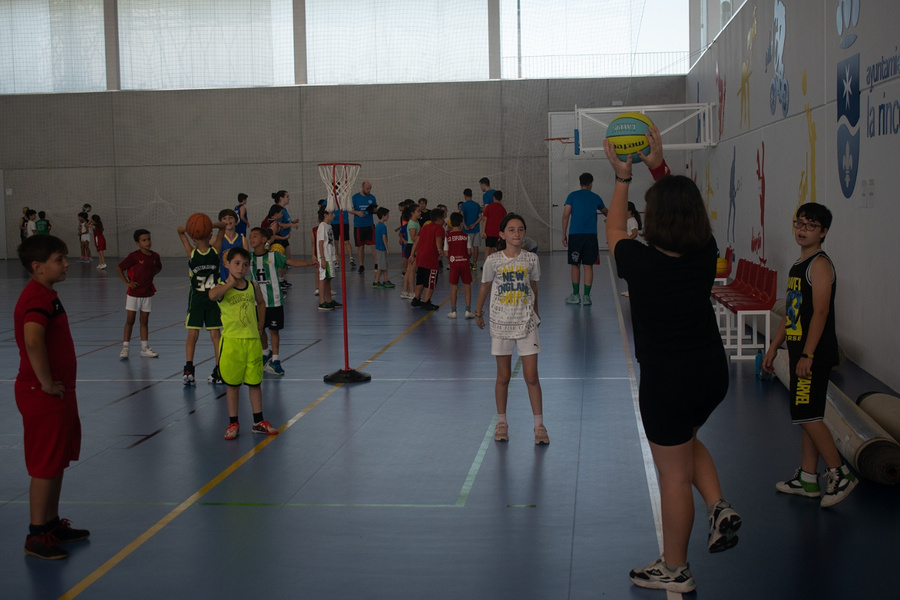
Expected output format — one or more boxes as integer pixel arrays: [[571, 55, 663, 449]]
[[456, 415, 497, 507]]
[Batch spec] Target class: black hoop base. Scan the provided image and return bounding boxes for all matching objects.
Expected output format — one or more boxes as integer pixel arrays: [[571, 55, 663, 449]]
[[324, 368, 372, 384]]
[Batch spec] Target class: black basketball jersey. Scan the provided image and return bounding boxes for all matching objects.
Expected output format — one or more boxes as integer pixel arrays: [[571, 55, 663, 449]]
[[784, 250, 839, 367]]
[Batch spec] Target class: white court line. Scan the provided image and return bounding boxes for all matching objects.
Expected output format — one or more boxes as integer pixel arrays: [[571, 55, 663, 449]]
[[606, 257, 681, 600]]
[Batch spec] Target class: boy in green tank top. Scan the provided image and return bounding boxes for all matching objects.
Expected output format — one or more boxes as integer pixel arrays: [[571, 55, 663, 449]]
[[177, 219, 227, 385], [209, 247, 278, 440]]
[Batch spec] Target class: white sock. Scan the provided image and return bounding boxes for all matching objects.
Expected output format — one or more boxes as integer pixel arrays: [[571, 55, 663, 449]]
[[272, 355, 279, 361], [141, 341, 149, 350], [497, 413, 507, 425], [534, 414, 543, 427], [123, 341, 130, 347], [800, 470, 818, 483]]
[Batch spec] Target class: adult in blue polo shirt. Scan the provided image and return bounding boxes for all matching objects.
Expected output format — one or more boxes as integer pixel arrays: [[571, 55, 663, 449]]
[[561, 172, 608, 306], [479, 177, 494, 205], [350, 180, 378, 274], [460, 188, 483, 269]]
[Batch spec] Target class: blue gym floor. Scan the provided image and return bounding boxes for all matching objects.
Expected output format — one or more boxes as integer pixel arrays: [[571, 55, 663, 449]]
[[1, 250, 897, 600]]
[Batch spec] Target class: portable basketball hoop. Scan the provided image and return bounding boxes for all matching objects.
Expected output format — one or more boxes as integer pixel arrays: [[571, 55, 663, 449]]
[[543, 137, 574, 162], [318, 163, 370, 384]]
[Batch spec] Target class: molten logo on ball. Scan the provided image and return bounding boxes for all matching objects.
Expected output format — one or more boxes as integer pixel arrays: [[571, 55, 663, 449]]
[[606, 112, 655, 163]]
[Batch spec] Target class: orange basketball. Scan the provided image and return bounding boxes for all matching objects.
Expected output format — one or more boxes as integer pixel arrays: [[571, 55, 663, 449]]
[[186, 213, 212, 240]]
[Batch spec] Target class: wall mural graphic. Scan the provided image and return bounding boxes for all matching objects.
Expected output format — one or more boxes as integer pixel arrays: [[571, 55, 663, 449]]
[[836, 0, 861, 198], [766, 1, 790, 117], [752, 141, 766, 264]]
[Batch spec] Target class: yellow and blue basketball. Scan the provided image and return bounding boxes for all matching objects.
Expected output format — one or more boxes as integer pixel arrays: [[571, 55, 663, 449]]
[[606, 112, 654, 163], [269, 243, 285, 254]]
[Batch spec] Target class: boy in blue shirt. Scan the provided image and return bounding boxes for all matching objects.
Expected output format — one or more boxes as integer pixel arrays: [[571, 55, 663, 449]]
[[373, 207, 394, 288], [561, 172, 608, 306]]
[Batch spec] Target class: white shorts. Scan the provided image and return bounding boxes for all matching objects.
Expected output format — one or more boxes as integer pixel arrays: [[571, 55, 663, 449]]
[[467, 233, 479, 248], [80, 234, 91, 242], [491, 328, 541, 357], [126, 295, 153, 313], [318, 260, 334, 281]]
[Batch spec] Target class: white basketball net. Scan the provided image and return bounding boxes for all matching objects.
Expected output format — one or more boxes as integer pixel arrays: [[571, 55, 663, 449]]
[[318, 163, 361, 213], [544, 138, 573, 162]]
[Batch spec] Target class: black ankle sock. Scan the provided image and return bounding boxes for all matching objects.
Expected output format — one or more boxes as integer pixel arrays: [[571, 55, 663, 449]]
[[252, 412, 264, 423], [229, 416, 239, 424]]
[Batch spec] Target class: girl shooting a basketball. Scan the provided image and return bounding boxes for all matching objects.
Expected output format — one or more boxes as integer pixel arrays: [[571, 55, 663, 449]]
[[604, 125, 740, 594]]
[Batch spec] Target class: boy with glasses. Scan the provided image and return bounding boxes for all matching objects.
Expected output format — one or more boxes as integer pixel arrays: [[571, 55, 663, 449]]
[[762, 203, 858, 507]]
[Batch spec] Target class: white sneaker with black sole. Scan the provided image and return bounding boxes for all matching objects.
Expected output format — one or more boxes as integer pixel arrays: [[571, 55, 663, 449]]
[[707, 499, 741, 553]]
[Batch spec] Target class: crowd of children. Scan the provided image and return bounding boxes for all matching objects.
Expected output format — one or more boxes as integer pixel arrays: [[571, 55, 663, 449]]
[[12, 159, 861, 587]]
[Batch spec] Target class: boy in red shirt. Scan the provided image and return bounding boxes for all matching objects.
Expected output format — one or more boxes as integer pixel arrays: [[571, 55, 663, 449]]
[[116, 229, 163, 359], [409, 208, 445, 311], [482, 190, 507, 262], [444, 212, 474, 318], [15, 235, 90, 560]]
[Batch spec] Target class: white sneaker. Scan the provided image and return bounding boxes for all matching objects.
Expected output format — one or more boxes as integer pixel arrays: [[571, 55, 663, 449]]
[[119, 346, 129, 359], [447, 311, 457, 319], [97, 263, 107, 270], [314, 288, 319, 296], [140, 347, 159, 358], [464, 311, 476, 319]]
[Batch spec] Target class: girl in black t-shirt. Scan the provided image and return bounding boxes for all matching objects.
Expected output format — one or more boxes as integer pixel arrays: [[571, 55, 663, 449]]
[[603, 127, 740, 595]]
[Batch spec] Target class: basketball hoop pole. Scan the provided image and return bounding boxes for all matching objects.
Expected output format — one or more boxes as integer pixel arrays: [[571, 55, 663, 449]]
[[319, 163, 370, 384]]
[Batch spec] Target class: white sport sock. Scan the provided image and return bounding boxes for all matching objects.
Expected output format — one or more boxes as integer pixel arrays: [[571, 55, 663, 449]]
[[272, 355, 279, 361], [800, 470, 818, 483], [141, 341, 149, 350]]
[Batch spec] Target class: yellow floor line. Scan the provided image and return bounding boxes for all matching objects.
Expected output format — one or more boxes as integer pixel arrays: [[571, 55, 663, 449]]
[[59, 311, 440, 600]]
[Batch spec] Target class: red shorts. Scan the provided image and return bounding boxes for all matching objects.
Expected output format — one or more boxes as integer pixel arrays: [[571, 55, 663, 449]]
[[94, 233, 107, 252], [15, 382, 82, 478], [448, 262, 473, 285]]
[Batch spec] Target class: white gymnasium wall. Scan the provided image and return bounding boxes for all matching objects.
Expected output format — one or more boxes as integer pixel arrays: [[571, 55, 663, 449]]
[[686, 0, 900, 391], [0, 76, 683, 261]]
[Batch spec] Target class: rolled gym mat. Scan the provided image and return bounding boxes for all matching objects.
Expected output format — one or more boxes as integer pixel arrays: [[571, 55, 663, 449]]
[[857, 393, 900, 445], [773, 350, 900, 484]]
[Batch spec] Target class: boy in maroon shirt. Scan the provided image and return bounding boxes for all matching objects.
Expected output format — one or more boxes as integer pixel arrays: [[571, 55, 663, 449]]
[[482, 190, 507, 262], [409, 208, 445, 311], [15, 235, 90, 560], [116, 229, 163, 359]]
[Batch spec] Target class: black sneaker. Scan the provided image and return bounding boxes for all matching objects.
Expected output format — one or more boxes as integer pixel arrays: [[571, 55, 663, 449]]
[[422, 301, 440, 311], [183, 363, 195, 386], [24, 532, 68, 560], [358, 265, 365, 274], [208, 365, 224, 384], [410, 298, 423, 307], [50, 518, 90, 542]]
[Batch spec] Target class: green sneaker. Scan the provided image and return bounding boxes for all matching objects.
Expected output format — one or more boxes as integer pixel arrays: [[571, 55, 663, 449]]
[[775, 468, 821, 497], [582, 295, 592, 306], [565, 293, 581, 305]]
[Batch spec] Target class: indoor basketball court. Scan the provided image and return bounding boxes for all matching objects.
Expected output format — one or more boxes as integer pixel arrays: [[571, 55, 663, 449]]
[[2, 1, 899, 599]]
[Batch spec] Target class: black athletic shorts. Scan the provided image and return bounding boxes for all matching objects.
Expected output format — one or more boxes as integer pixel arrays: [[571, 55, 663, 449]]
[[264, 306, 284, 331], [332, 222, 350, 241], [485, 236, 499, 248], [567, 233, 599, 266], [355, 225, 375, 247], [415, 266, 438, 289], [789, 365, 831, 424], [638, 353, 729, 446]]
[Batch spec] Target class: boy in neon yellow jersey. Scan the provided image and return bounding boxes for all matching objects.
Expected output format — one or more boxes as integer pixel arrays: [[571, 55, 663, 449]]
[[209, 247, 279, 440]]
